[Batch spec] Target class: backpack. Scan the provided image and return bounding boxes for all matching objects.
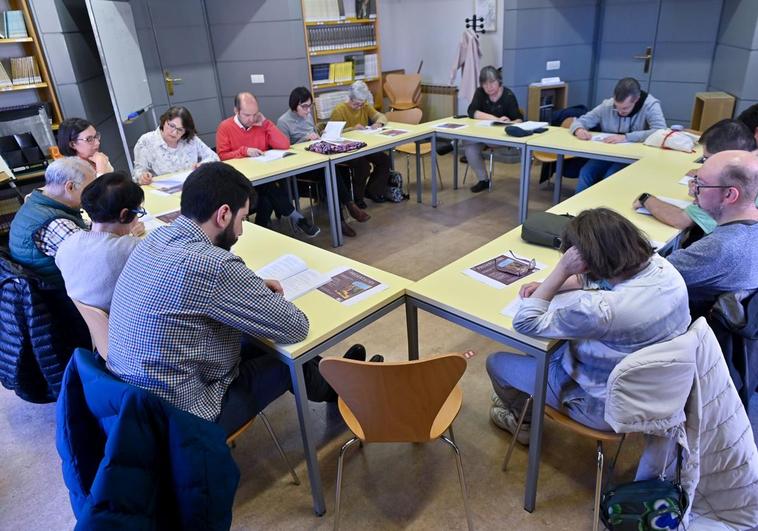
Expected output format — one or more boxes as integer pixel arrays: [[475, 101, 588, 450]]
[[384, 170, 409, 203]]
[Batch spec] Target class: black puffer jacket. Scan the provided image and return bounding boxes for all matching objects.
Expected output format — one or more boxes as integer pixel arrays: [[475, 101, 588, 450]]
[[0, 248, 89, 403]]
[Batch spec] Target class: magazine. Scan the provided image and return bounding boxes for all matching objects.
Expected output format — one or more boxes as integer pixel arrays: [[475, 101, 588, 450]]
[[317, 267, 387, 305], [463, 253, 543, 289], [255, 254, 331, 301]]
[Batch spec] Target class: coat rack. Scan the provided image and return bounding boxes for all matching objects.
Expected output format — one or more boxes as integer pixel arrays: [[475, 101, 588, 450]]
[[465, 14, 485, 34]]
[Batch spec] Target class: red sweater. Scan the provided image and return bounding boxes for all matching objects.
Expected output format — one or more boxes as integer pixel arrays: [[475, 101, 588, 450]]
[[215, 117, 290, 160]]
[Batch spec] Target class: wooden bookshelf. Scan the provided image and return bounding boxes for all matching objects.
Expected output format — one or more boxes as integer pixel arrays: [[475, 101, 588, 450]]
[[0, 0, 63, 128], [301, 0, 383, 121]]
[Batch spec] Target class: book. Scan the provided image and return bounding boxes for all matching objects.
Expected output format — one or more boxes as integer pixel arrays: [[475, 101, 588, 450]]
[[433, 122, 466, 130], [152, 169, 191, 194], [252, 149, 294, 162], [322, 121, 346, 142], [380, 128, 409, 137], [255, 254, 331, 301], [0, 61, 12, 88], [4, 11, 27, 39], [463, 253, 543, 289], [317, 267, 386, 305], [142, 210, 180, 233]]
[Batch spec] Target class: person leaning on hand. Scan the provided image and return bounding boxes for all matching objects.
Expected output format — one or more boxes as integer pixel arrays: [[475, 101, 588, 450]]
[[57, 118, 113, 177]]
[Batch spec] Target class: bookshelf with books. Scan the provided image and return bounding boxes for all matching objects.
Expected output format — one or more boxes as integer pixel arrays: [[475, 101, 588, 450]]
[[0, 0, 62, 128], [301, 0, 382, 122]]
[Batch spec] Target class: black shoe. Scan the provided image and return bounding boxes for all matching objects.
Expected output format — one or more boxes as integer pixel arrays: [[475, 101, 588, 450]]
[[343, 344, 366, 361], [368, 354, 384, 363], [470, 180, 490, 193], [292, 217, 321, 238], [366, 193, 387, 203], [355, 199, 368, 209]]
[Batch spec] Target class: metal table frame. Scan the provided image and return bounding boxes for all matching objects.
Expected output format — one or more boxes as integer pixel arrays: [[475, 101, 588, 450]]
[[405, 295, 567, 513]]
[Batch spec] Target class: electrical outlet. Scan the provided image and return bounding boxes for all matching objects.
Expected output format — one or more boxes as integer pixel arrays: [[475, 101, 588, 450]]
[[250, 74, 265, 84], [546, 61, 560, 71]]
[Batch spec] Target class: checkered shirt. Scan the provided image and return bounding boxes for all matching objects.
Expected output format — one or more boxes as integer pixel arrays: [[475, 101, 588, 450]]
[[34, 218, 85, 256], [106, 215, 309, 421]]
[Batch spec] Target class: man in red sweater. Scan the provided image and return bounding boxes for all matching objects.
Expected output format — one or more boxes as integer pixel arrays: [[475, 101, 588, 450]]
[[216, 92, 319, 237]]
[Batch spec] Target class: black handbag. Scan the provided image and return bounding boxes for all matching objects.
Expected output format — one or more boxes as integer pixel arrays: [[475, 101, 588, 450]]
[[600, 445, 689, 530], [520, 212, 574, 248]]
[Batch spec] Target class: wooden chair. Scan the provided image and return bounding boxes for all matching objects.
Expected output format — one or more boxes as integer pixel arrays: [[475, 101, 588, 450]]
[[501, 398, 625, 531], [383, 73, 422, 110], [319, 353, 472, 531], [386, 108, 444, 192], [532, 117, 576, 200], [72, 299, 110, 360]]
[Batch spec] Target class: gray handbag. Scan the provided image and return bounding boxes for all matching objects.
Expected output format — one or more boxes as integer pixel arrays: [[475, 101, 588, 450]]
[[520, 212, 574, 248]]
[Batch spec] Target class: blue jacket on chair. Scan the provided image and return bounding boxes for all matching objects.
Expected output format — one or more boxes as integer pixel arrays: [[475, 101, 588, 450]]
[[56, 349, 239, 530]]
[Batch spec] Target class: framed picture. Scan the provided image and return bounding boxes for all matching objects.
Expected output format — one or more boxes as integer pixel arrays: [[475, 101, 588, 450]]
[[475, 0, 496, 32]]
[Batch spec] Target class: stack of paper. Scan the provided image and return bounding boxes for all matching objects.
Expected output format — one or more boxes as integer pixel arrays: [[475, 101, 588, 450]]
[[256, 254, 331, 301]]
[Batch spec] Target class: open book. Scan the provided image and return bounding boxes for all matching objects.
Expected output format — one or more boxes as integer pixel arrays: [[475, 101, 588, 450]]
[[252, 149, 294, 162], [153, 170, 191, 194], [591, 133, 630, 144], [142, 210, 180, 233], [255, 254, 331, 301], [322, 121, 346, 144]]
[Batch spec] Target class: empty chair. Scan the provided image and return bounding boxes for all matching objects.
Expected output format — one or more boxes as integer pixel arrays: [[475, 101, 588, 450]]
[[386, 108, 444, 192], [384, 73, 422, 111]]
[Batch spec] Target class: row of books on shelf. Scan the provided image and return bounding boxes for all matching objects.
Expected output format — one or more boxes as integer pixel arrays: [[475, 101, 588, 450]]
[[308, 23, 376, 53], [0, 56, 42, 88], [0, 10, 28, 39], [303, 0, 376, 22], [314, 90, 350, 120], [311, 53, 379, 86]]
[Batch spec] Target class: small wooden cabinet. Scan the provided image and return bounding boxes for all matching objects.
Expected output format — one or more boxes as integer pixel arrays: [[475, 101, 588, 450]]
[[690, 92, 735, 133], [527, 82, 568, 122]]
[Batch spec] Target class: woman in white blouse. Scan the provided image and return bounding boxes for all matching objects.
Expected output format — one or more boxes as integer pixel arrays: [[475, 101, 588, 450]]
[[132, 106, 218, 185]]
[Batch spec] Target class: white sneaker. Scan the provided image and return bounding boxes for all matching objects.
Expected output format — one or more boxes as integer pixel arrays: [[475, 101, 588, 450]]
[[490, 406, 530, 445]]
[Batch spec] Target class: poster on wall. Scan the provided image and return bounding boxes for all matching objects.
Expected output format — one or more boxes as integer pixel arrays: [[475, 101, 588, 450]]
[[475, 0, 496, 32]]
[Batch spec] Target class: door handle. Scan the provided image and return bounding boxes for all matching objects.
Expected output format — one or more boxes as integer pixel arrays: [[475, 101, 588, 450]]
[[633, 47, 653, 74], [164, 70, 183, 96]]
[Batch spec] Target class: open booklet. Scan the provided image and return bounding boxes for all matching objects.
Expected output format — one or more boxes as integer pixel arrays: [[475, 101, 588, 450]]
[[322, 121, 347, 144], [317, 266, 388, 305], [591, 132, 630, 144], [255, 254, 331, 302], [153, 170, 192, 194], [432, 122, 466, 130], [142, 210, 180, 233], [463, 253, 546, 289], [636, 196, 691, 215], [252, 149, 294, 162]]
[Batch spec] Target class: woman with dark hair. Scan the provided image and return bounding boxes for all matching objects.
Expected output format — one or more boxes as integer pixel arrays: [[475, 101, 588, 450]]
[[486, 208, 690, 443], [55, 171, 146, 312], [132, 105, 218, 185], [277, 86, 370, 237], [58, 117, 113, 176]]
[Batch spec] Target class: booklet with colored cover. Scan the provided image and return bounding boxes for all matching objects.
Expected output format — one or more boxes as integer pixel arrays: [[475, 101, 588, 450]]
[[317, 267, 387, 305], [463, 254, 543, 289], [255, 254, 331, 301], [142, 209, 181, 233], [433, 122, 466, 130]]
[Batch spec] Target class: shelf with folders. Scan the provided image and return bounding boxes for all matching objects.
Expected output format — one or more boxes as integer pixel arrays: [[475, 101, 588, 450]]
[[306, 22, 376, 55]]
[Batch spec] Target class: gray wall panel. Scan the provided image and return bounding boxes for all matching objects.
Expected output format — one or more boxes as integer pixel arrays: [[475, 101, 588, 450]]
[[650, 43, 716, 83], [504, 5, 596, 49], [709, 44, 749, 97], [504, 0, 596, 8], [43, 33, 77, 85], [56, 84, 86, 117], [173, 97, 223, 136], [64, 32, 103, 83], [658, 0, 722, 43], [163, 64, 222, 103], [216, 59, 309, 98], [599, 2, 658, 43], [505, 45, 594, 84], [649, 81, 708, 125], [78, 75, 116, 126], [212, 21, 307, 62], [717, 0, 758, 49], [596, 42, 650, 81], [206, 0, 302, 24], [221, 95, 290, 120], [154, 26, 213, 66], [735, 98, 758, 116], [199, 132, 216, 150], [146, 0, 206, 28]]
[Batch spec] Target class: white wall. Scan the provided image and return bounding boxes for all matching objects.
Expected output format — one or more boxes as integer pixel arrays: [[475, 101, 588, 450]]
[[378, 0, 504, 111]]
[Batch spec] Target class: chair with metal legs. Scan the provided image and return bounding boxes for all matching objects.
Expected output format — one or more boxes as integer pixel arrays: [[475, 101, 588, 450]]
[[320, 353, 473, 531], [462, 147, 495, 189], [501, 396, 625, 531]]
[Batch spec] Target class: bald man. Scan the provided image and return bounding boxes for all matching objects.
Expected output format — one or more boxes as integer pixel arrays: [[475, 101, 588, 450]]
[[667, 150, 758, 316], [216, 92, 320, 237]]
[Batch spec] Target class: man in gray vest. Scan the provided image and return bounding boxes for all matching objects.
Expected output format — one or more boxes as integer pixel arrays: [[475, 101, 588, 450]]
[[9, 157, 95, 288]]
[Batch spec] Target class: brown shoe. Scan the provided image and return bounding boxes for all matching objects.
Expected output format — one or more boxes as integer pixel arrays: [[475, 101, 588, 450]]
[[346, 202, 370, 222], [341, 220, 356, 237]]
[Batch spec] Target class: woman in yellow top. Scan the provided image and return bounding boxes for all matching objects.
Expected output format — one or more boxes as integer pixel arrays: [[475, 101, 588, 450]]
[[330, 81, 390, 205]]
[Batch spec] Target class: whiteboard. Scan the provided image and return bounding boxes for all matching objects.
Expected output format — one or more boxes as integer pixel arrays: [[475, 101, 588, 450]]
[[86, 0, 152, 123]]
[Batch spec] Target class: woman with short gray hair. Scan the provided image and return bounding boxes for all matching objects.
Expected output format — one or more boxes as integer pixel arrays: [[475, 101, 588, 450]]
[[464, 65, 523, 193]]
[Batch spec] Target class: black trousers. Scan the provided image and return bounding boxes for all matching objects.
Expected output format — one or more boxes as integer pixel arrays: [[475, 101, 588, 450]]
[[341, 151, 390, 200], [215, 338, 333, 435], [254, 182, 295, 227]]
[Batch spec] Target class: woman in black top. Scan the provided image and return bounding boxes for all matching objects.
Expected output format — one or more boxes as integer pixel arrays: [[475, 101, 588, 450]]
[[464, 66, 523, 192]]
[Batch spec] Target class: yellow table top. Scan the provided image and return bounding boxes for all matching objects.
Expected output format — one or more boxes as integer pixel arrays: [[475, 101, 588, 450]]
[[221, 144, 329, 183], [423, 116, 533, 145], [141, 191, 412, 360], [407, 227, 560, 351], [326, 121, 434, 161]]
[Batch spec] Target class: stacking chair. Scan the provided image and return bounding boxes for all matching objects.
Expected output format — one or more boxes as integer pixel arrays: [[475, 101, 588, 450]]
[[532, 117, 576, 201], [320, 353, 473, 531], [501, 399, 625, 531], [386, 108, 443, 192], [383, 73, 422, 111]]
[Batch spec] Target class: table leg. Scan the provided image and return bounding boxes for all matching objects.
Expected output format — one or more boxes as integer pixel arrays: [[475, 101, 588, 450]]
[[431, 134, 438, 208], [406, 301, 419, 361], [453, 139, 459, 190], [553, 154, 564, 205], [326, 162, 342, 247], [389, 149, 395, 170], [416, 141, 422, 203], [289, 359, 326, 516], [523, 350, 550, 512], [519, 147, 532, 224], [289, 176, 300, 213]]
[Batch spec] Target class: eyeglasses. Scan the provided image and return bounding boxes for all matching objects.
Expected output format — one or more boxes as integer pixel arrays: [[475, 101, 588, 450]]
[[76, 132, 101, 144], [166, 122, 186, 135], [692, 177, 731, 196], [494, 251, 537, 277], [130, 207, 147, 218], [298, 102, 313, 110]]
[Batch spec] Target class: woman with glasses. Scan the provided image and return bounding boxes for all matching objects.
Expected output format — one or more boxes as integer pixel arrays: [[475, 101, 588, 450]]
[[486, 208, 690, 444], [132, 106, 218, 185], [58, 117, 113, 177], [55, 171, 145, 312], [277, 86, 370, 237]]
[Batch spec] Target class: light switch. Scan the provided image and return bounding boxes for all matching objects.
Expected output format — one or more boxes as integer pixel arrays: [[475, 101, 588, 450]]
[[250, 74, 265, 84], [546, 61, 560, 71]]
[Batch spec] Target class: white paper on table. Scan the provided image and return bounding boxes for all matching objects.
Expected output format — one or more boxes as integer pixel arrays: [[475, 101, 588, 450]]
[[322, 121, 346, 142], [252, 149, 293, 162], [591, 133, 630, 144], [141, 215, 165, 233], [256, 254, 308, 281], [650, 239, 666, 250], [517, 121, 549, 131], [678, 175, 694, 186], [149, 189, 170, 197], [636, 196, 692, 215], [500, 298, 523, 317], [255, 254, 330, 301], [322, 266, 389, 306]]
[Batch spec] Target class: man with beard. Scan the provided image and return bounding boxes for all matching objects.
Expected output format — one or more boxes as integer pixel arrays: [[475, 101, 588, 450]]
[[107, 162, 341, 435], [667, 151, 758, 317]]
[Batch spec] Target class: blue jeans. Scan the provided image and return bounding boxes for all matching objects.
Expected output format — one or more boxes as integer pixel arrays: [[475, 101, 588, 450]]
[[575, 159, 628, 193], [486, 351, 611, 431]]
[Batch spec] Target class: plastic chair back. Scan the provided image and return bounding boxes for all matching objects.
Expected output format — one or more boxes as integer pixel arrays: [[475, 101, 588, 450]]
[[386, 108, 423, 125], [72, 299, 110, 359], [384, 73, 422, 110]]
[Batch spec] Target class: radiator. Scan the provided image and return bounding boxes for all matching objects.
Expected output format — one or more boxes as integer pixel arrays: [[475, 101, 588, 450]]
[[420, 84, 458, 121]]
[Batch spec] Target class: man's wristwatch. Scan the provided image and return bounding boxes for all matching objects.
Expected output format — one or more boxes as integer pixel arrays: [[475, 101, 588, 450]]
[[638, 193, 652, 207]]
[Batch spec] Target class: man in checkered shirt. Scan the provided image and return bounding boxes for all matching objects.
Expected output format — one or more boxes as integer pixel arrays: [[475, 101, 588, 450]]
[[107, 162, 336, 434]]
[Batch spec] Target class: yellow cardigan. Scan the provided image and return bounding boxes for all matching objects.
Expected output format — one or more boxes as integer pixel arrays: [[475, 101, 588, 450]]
[[329, 102, 387, 131]]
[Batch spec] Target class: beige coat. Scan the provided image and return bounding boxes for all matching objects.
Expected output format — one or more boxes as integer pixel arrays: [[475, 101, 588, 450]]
[[449, 29, 481, 103]]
